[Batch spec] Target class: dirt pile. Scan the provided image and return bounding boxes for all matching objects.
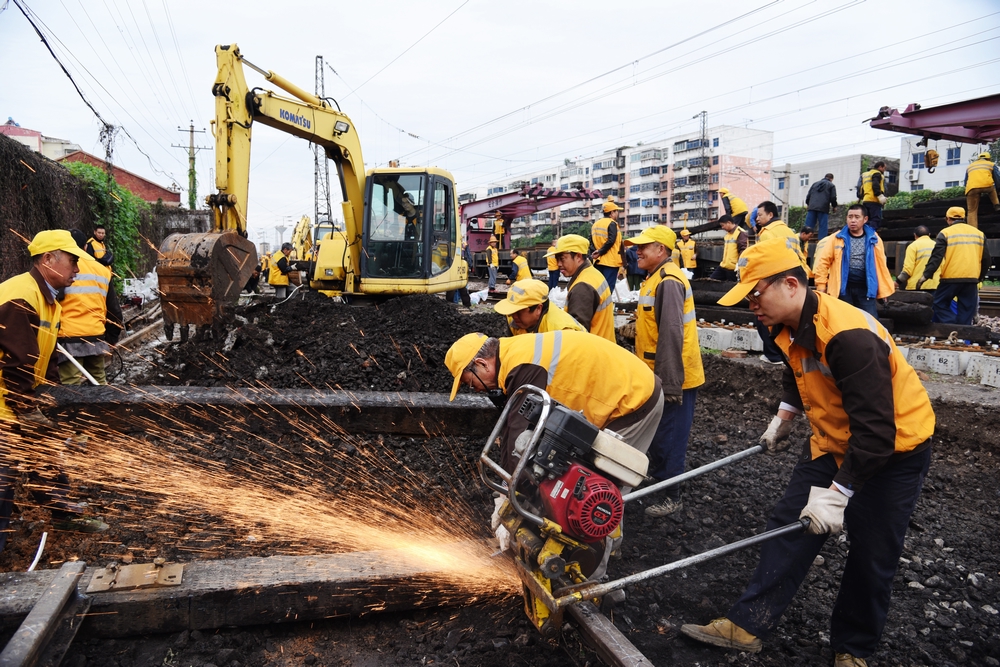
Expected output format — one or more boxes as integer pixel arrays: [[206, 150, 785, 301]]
[[141, 293, 508, 391]]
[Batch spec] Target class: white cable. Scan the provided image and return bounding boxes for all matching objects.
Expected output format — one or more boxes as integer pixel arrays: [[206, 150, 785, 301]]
[[27, 532, 48, 572]]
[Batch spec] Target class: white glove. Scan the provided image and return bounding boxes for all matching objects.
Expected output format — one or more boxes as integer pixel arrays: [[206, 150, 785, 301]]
[[877, 194, 887, 205], [492, 495, 511, 552], [759, 415, 795, 453], [799, 486, 848, 534]]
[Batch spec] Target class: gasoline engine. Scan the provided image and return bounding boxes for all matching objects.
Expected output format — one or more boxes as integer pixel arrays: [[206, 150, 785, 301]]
[[478, 386, 648, 638]]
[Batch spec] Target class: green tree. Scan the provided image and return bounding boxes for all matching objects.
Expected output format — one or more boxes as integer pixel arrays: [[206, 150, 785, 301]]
[[66, 161, 151, 289]]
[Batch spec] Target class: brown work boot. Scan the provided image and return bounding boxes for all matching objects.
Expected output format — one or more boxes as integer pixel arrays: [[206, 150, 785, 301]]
[[680, 617, 762, 653], [834, 653, 868, 667]]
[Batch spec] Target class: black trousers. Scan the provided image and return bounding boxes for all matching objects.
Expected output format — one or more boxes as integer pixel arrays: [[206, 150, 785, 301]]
[[727, 446, 931, 658]]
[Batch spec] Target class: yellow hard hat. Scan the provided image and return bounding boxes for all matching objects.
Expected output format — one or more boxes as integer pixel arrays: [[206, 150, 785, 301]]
[[680, 228, 691, 237], [979, 152, 992, 160], [624, 225, 677, 250], [603, 196, 621, 213], [719, 188, 730, 195], [446, 333, 488, 401], [718, 238, 804, 306], [946, 206, 966, 220], [494, 279, 549, 315], [27, 229, 93, 260], [544, 234, 589, 257]]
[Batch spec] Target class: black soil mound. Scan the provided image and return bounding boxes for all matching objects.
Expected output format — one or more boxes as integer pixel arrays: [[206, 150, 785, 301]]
[[144, 293, 507, 391]]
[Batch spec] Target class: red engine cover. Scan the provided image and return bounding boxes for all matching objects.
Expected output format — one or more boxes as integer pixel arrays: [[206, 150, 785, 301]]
[[538, 463, 624, 543]]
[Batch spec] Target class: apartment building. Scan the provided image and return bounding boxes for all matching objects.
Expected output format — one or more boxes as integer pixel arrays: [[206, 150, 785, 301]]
[[899, 137, 991, 193], [465, 125, 773, 241]]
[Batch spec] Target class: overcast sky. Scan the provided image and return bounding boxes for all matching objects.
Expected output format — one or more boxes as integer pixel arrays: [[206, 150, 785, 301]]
[[2, 0, 999, 246]]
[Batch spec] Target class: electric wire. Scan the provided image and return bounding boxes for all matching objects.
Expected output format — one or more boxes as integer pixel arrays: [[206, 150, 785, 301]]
[[343, 0, 471, 100]]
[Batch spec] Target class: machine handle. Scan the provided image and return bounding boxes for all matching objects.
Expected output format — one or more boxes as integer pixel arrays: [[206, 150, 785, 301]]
[[621, 444, 764, 503], [552, 518, 810, 609]]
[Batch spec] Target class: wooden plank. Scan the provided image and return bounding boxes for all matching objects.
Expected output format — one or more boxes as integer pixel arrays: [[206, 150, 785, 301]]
[[47, 387, 499, 437], [0, 561, 86, 667], [567, 601, 652, 667], [0, 543, 505, 638]]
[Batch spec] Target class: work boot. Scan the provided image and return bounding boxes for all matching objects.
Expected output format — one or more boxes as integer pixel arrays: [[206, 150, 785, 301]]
[[680, 618, 762, 653], [645, 497, 683, 517], [52, 516, 109, 533], [834, 653, 868, 667]]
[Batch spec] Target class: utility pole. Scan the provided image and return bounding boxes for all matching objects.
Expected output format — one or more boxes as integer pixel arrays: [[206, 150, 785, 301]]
[[173, 121, 209, 210], [696, 110, 708, 223], [314, 56, 334, 231]]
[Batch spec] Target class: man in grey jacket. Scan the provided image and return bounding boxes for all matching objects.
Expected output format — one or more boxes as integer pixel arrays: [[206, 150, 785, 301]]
[[805, 173, 838, 239]]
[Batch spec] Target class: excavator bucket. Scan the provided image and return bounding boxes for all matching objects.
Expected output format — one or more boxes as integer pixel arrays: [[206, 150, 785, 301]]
[[156, 231, 257, 340]]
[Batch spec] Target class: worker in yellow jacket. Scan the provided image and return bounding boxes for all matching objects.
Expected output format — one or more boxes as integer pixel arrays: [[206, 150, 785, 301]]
[[546, 241, 560, 290], [625, 225, 704, 518], [719, 188, 749, 229], [918, 206, 991, 325], [591, 197, 625, 288], [0, 230, 109, 548], [58, 230, 121, 385], [895, 226, 940, 291], [268, 243, 296, 299], [495, 279, 585, 336], [683, 237, 934, 665], [486, 238, 499, 290], [859, 161, 888, 231], [812, 205, 895, 318], [546, 235, 615, 342], [506, 247, 532, 284], [965, 152, 1000, 228], [676, 229, 697, 271]]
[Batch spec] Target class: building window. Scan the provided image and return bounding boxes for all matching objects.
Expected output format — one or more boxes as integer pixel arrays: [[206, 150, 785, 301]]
[[800, 174, 809, 187], [912, 152, 925, 169], [945, 181, 959, 188], [712, 155, 719, 165], [777, 177, 786, 190], [710, 174, 719, 184], [946, 147, 961, 166], [712, 137, 719, 147], [911, 184, 925, 191], [630, 185, 641, 193]]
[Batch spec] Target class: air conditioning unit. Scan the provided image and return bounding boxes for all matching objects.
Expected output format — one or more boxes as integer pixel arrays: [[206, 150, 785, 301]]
[[906, 169, 920, 182]]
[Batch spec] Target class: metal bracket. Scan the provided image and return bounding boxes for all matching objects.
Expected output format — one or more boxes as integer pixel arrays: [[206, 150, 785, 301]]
[[86, 561, 184, 593]]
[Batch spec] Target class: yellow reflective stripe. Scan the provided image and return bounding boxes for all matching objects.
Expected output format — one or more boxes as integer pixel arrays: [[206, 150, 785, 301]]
[[74, 273, 110, 285], [39, 319, 53, 329], [860, 311, 893, 348], [801, 356, 833, 377], [596, 293, 613, 312], [682, 310, 696, 324], [64, 285, 109, 295], [637, 295, 656, 306], [684, 285, 693, 300], [947, 233, 984, 241], [510, 284, 526, 296]]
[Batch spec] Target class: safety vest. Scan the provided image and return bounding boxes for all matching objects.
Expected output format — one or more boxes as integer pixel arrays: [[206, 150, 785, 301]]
[[59, 257, 111, 338], [569, 264, 616, 342], [591, 217, 623, 268], [494, 219, 504, 236], [261, 254, 272, 273], [938, 222, 985, 280], [902, 236, 940, 290], [0, 272, 61, 421], [508, 303, 586, 336], [635, 261, 704, 390], [720, 228, 743, 270], [269, 255, 290, 286], [724, 194, 748, 217], [677, 239, 697, 268], [498, 330, 657, 430], [511, 255, 531, 281], [87, 238, 107, 260], [861, 169, 882, 203], [758, 221, 812, 275], [486, 246, 499, 267], [775, 292, 934, 465], [966, 158, 996, 192], [546, 246, 558, 271]]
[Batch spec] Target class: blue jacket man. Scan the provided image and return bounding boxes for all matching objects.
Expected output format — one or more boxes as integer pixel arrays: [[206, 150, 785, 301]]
[[813, 205, 895, 317]]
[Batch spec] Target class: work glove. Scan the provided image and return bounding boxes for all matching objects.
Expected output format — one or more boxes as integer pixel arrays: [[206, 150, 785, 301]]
[[877, 194, 887, 205], [799, 486, 848, 534], [915, 278, 927, 290], [492, 495, 511, 553], [19, 407, 55, 428], [663, 393, 683, 405], [759, 415, 795, 453]]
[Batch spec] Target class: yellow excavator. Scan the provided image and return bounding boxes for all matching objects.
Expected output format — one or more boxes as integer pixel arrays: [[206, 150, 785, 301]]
[[156, 44, 468, 340]]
